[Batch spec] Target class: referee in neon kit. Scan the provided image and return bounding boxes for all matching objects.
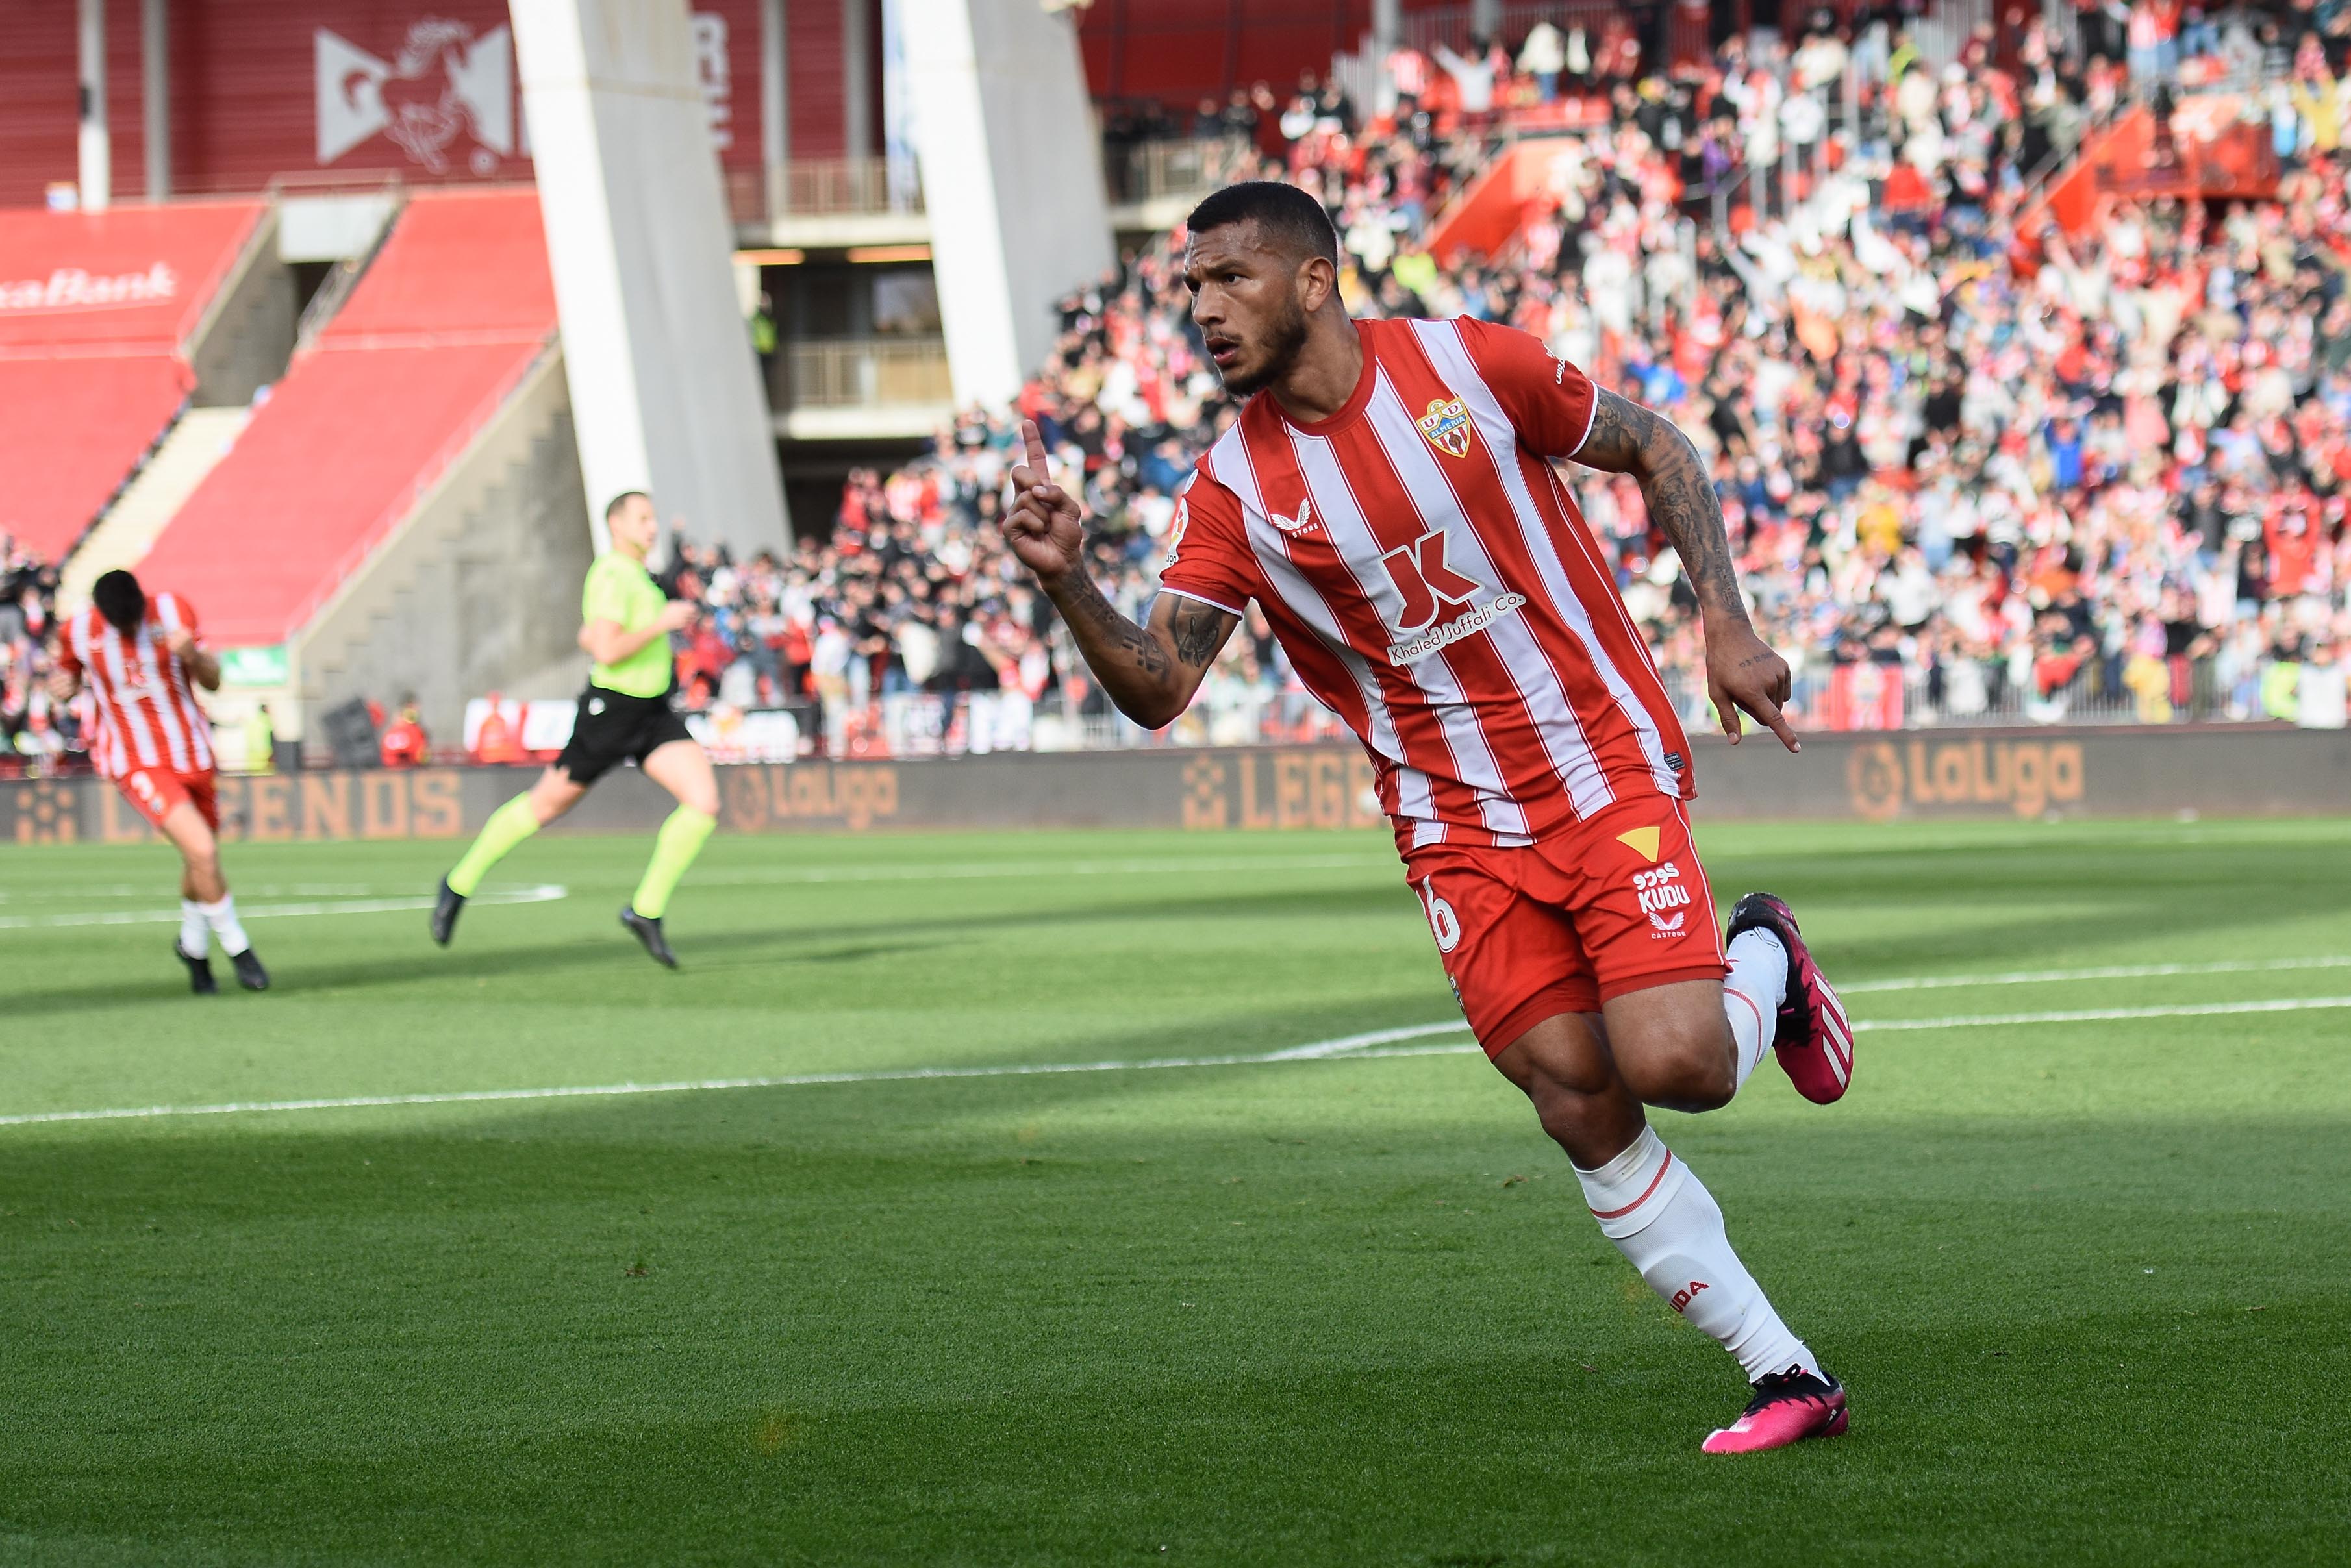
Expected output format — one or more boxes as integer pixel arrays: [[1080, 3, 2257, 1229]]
[[432, 491, 719, 967]]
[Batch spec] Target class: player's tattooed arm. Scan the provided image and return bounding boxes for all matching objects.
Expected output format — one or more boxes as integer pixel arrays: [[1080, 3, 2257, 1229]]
[[1574, 389, 1746, 623], [1001, 419, 1237, 727], [1061, 569, 1170, 682], [1030, 569, 1237, 728], [1573, 388, 1801, 753], [1168, 597, 1237, 669]]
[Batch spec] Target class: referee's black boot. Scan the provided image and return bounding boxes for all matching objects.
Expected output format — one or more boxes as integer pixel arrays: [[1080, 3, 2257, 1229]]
[[620, 905, 678, 969], [431, 877, 466, 946], [175, 942, 218, 995]]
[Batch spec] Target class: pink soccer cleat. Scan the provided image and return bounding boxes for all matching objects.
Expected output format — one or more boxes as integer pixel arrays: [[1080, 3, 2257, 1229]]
[[1726, 892, 1852, 1104], [1701, 1367, 1850, 1454]]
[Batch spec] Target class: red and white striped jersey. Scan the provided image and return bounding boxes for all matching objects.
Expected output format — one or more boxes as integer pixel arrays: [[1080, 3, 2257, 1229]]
[[1159, 316, 1692, 850], [55, 591, 217, 778]]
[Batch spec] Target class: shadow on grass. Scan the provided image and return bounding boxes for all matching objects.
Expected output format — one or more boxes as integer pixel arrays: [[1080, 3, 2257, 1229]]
[[0, 1104, 2345, 1567], [9, 877, 2318, 1022]]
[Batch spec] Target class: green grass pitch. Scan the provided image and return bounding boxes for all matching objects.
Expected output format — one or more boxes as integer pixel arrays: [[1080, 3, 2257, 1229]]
[[3, 815, 2347, 1565]]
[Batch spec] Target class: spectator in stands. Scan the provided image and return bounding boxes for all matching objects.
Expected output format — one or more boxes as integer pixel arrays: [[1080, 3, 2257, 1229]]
[[379, 695, 428, 768], [472, 693, 526, 765], [1, 538, 75, 775], [241, 703, 275, 775]]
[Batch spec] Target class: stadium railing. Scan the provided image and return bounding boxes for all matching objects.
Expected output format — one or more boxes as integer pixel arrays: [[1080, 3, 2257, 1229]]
[[783, 337, 954, 410], [1102, 136, 1257, 208]]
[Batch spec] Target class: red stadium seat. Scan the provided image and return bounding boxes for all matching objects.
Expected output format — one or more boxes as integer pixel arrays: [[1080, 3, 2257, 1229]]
[[0, 201, 265, 558], [138, 189, 555, 647], [0, 355, 187, 558]]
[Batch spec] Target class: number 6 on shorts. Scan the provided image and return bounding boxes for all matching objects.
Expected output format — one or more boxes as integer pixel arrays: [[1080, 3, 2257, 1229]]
[[1418, 879, 1462, 954]]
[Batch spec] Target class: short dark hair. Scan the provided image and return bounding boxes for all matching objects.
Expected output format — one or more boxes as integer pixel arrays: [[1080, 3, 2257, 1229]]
[[605, 490, 650, 521], [1187, 180, 1339, 266], [92, 569, 145, 637]]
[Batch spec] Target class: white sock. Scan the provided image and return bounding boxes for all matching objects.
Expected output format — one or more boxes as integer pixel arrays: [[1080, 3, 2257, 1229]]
[[1574, 1126, 1817, 1382], [199, 895, 251, 957], [1724, 928, 1787, 1093], [178, 899, 209, 959]]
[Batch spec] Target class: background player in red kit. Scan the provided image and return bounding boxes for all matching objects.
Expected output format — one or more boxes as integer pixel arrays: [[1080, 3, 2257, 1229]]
[[1003, 182, 1852, 1453], [50, 569, 270, 994]]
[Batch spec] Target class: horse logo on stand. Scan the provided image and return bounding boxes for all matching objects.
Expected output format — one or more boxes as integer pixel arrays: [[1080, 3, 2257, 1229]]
[[316, 18, 515, 175]]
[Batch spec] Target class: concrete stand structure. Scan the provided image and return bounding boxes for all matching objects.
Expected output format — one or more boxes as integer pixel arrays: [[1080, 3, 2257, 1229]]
[[902, 0, 1113, 410], [512, 0, 792, 556]]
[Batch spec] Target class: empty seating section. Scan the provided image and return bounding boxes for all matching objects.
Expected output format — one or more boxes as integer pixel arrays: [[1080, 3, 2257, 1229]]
[[0, 356, 189, 559], [0, 201, 264, 558], [140, 189, 556, 647], [320, 190, 555, 341]]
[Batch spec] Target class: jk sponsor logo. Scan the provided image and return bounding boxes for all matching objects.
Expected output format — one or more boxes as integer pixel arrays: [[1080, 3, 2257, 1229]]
[[1389, 593, 1526, 666]]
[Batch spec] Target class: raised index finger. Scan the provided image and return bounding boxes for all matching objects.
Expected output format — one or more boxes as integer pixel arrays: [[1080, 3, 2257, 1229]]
[[1019, 420, 1051, 480]]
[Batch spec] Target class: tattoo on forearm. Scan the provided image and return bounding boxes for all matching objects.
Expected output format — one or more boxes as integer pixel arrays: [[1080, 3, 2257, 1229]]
[[1579, 390, 1748, 621], [1061, 571, 1170, 680], [1170, 601, 1229, 668]]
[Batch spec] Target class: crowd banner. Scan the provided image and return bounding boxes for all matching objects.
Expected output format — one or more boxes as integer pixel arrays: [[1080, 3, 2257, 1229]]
[[5, 727, 2345, 845]]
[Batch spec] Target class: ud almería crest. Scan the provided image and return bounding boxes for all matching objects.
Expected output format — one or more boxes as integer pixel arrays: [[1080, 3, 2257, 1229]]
[[1416, 396, 1473, 458]]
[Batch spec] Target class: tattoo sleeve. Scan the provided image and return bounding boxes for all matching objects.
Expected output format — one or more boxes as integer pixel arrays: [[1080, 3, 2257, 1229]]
[[1040, 571, 1238, 727], [1574, 388, 1751, 625], [1169, 598, 1231, 668], [1058, 569, 1170, 682]]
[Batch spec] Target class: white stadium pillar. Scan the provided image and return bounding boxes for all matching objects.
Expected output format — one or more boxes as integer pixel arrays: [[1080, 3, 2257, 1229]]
[[77, 0, 110, 213], [902, 0, 1114, 410], [511, 0, 792, 558], [142, 0, 170, 200]]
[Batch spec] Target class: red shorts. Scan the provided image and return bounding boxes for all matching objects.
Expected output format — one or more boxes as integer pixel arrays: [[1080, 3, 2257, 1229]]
[[114, 767, 219, 832], [1403, 797, 1728, 1056]]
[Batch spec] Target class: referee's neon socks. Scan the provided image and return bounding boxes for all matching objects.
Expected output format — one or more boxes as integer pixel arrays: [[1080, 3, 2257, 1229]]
[[447, 793, 542, 898], [632, 806, 715, 921]]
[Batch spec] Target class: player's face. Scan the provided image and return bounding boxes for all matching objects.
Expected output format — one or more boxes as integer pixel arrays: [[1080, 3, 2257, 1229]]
[[610, 496, 659, 554], [1185, 224, 1311, 397]]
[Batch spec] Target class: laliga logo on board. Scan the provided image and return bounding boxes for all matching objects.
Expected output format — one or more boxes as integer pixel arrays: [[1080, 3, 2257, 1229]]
[[316, 18, 516, 175]]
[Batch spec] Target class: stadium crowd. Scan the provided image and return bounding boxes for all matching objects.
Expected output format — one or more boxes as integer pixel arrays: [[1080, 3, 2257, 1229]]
[[0, 539, 64, 767], [9, 3, 2351, 771], [701, 1, 2351, 752]]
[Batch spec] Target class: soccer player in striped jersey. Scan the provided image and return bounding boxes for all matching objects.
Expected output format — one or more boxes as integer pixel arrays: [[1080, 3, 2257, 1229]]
[[50, 569, 269, 993], [1002, 182, 1853, 1453]]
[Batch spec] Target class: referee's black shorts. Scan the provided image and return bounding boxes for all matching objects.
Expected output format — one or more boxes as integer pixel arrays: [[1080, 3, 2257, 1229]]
[[554, 684, 695, 785]]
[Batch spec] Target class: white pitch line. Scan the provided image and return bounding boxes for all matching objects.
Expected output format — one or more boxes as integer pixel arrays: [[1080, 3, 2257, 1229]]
[[1842, 955, 2351, 993], [1851, 995, 2351, 1032], [0, 882, 386, 903], [0, 1032, 1481, 1129], [692, 854, 1396, 886], [0, 884, 567, 931], [8, 993, 2351, 1131]]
